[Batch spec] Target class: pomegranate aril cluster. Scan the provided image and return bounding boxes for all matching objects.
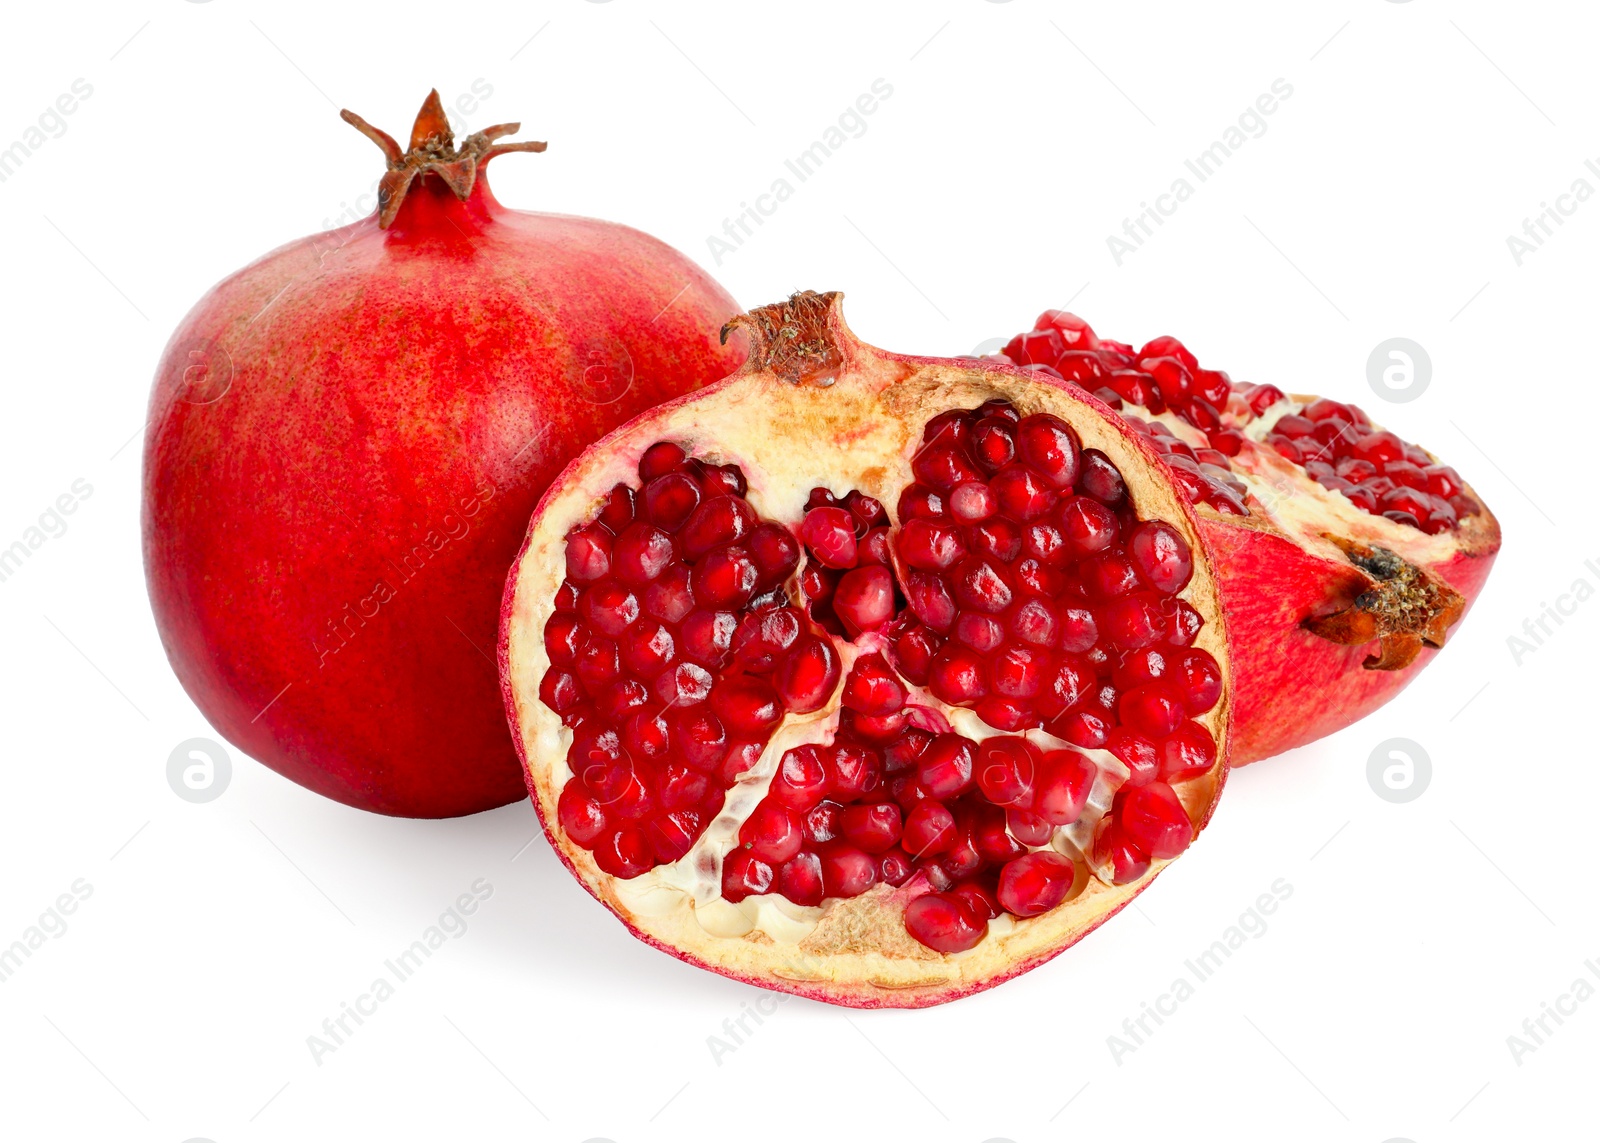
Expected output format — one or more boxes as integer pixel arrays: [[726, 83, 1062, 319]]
[[889, 399, 1218, 742], [543, 442, 840, 879], [1266, 405, 1477, 535], [1000, 311, 1479, 534]]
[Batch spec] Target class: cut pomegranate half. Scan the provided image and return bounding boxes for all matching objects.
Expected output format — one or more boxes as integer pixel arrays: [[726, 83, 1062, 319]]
[[996, 311, 1501, 764], [502, 293, 1229, 1007]]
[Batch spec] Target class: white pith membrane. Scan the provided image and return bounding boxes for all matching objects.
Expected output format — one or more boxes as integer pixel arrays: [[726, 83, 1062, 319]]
[[502, 295, 1229, 1006]]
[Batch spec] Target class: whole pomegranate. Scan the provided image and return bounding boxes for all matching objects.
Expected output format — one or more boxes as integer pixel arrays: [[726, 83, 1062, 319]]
[[502, 293, 1230, 1007], [994, 311, 1501, 763], [144, 92, 742, 817]]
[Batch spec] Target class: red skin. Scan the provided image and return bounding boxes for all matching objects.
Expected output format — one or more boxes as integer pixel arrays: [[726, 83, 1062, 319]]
[[143, 172, 742, 817], [1205, 519, 1499, 763]]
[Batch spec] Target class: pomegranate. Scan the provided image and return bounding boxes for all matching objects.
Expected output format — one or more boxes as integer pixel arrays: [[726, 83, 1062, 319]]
[[143, 91, 742, 817], [501, 292, 1229, 1007], [994, 312, 1501, 764]]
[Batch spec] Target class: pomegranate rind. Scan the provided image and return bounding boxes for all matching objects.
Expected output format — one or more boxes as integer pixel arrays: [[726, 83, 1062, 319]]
[[143, 117, 742, 817], [500, 294, 1231, 1007], [1187, 393, 1499, 764]]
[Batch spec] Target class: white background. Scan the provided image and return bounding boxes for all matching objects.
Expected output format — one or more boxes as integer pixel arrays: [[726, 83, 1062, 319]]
[[1, 2, 1594, 1141]]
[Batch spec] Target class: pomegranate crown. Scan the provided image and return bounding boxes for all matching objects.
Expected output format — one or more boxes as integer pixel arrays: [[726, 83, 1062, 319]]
[[721, 290, 847, 387], [339, 89, 547, 228]]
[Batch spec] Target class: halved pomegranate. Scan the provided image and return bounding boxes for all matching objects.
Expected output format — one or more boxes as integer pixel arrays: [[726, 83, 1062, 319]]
[[995, 312, 1501, 764], [501, 293, 1229, 1007]]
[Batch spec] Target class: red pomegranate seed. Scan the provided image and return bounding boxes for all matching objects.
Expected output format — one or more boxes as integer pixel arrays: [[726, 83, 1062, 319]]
[[917, 734, 977, 799], [659, 759, 711, 809], [1098, 827, 1150, 885], [540, 668, 581, 713], [1127, 521, 1193, 594], [832, 565, 895, 635], [1246, 384, 1286, 415], [679, 609, 736, 666], [645, 811, 701, 864], [1116, 781, 1192, 859], [747, 522, 800, 586], [804, 801, 843, 845], [801, 506, 859, 568], [996, 851, 1075, 917], [819, 844, 879, 898], [774, 635, 841, 712], [990, 465, 1056, 521], [617, 624, 675, 675], [951, 557, 1014, 613], [975, 696, 1034, 732], [1350, 430, 1405, 465], [580, 582, 639, 637], [642, 472, 701, 530], [915, 443, 985, 491], [1118, 682, 1188, 739], [841, 802, 904, 853], [970, 418, 1017, 472], [949, 480, 998, 522], [1106, 728, 1160, 785], [899, 518, 967, 570], [928, 644, 988, 705], [775, 852, 824, 906], [1006, 808, 1054, 847], [1056, 495, 1118, 555], [828, 744, 883, 801], [597, 483, 635, 531], [710, 676, 783, 737], [1036, 310, 1098, 346], [1039, 655, 1096, 718], [1098, 592, 1165, 649], [1051, 708, 1111, 750], [975, 736, 1037, 807], [1014, 414, 1081, 488], [1159, 722, 1216, 782], [720, 741, 764, 783], [1034, 750, 1095, 825], [653, 661, 712, 707], [680, 495, 757, 558], [722, 849, 774, 901], [898, 484, 945, 521], [922, 408, 970, 447], [575, 637, 622, 690], [879, 849, 915, 887], [637, 441, 687, 480], [692, 546, 760, 609], [1076, 448, 1125, 505], [767, 745, 829, 808], [990, 645, 1047, 699], [594, 827, 654, 878], [954, 612, 1005, 652], [558, 780, 610, 847], [903, 800, 958, 855], [740, 800, 805, 863], [1173, 648, 1222, 713], [564, 525, 613, 582], [939, 831, 983, 879], [903, 571, 957, 631], [904, 892, 987, 952], [841, 653, 907, 716], [732, 608, 802, 671]]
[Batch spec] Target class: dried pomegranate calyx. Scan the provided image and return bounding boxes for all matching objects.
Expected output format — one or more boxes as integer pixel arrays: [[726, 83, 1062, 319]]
[[720, 290, 846, 387], [1302, 537, 1466, 670], [340, 89, 547, 227]]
